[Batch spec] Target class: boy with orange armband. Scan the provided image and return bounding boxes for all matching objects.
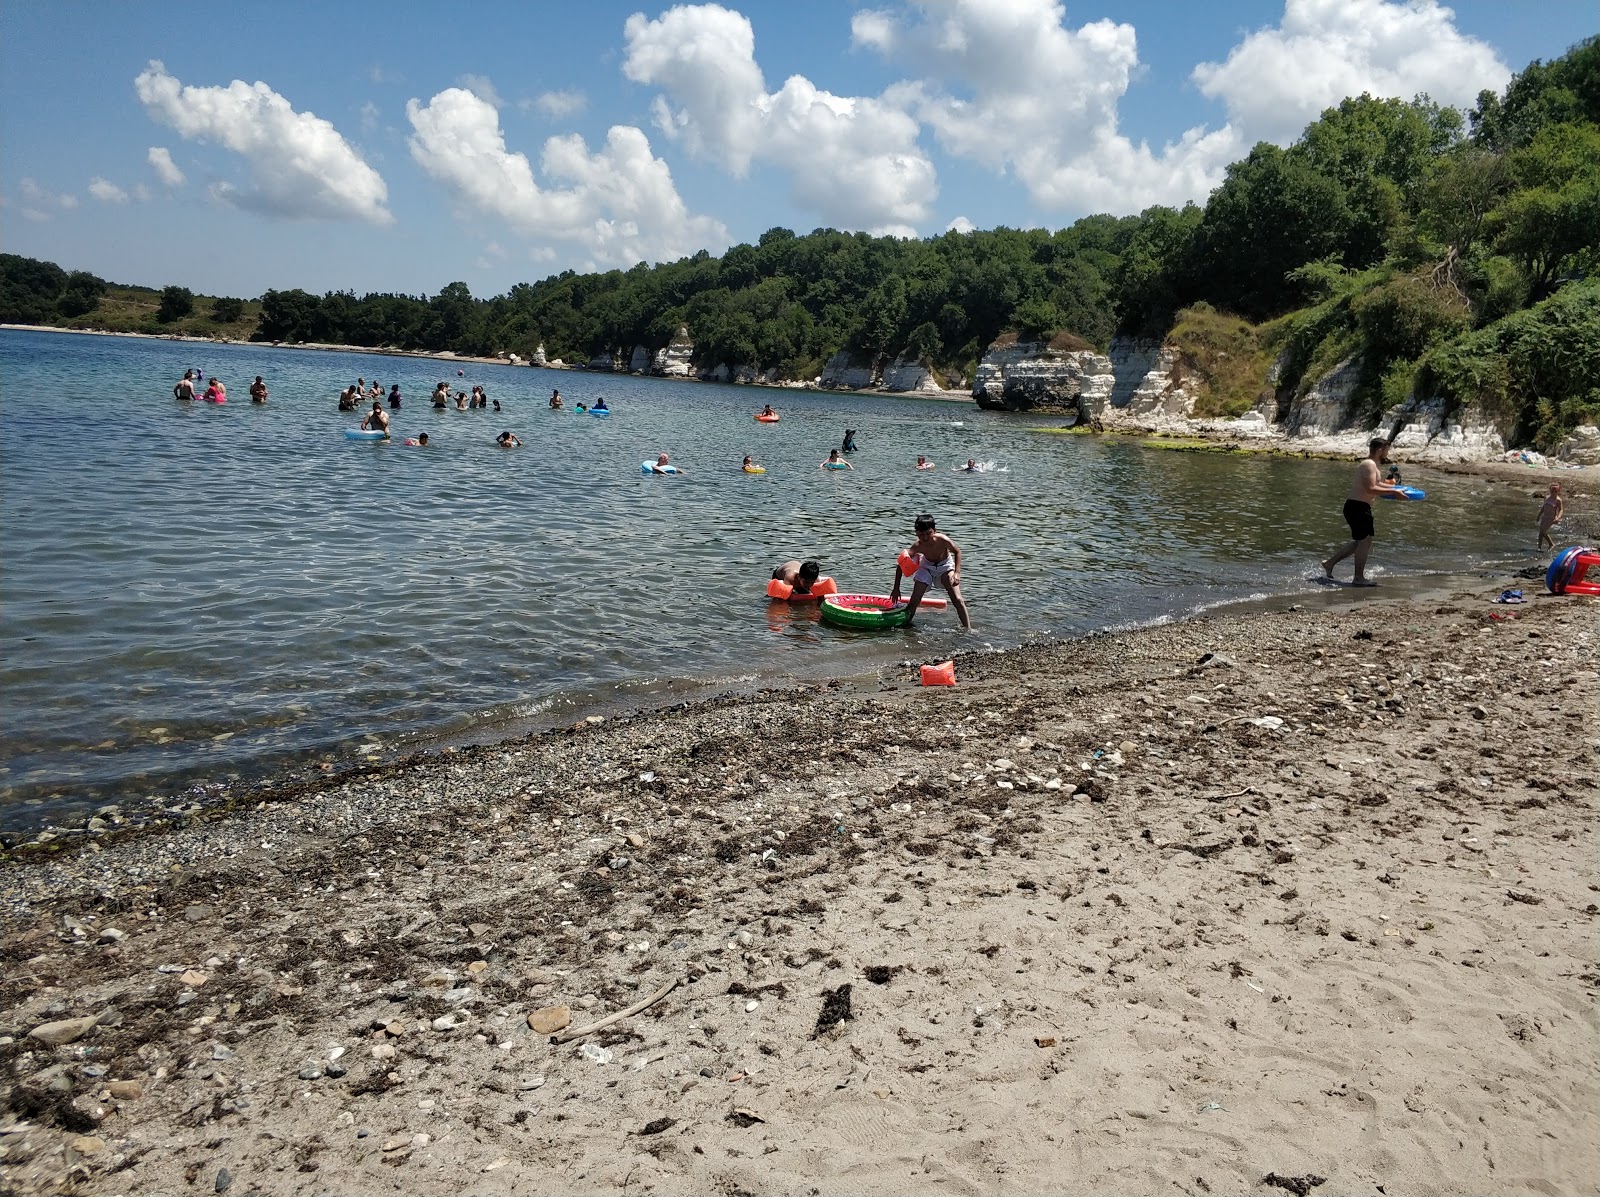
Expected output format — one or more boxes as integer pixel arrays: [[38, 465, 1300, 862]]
[[890, 514, 972, 630]]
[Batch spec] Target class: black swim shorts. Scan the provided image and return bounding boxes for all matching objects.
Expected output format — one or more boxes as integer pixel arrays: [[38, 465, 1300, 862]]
[[1343, 499, 1375, 540]]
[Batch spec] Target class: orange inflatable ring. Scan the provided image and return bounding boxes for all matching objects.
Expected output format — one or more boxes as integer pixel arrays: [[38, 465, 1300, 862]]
[[755, 413, 780, 423], [766, 575, 838, 601]]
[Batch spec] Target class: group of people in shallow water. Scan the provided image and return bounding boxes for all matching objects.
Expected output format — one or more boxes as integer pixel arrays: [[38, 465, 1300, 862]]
[[174, 369, 268, 405], [339, 378, 402, 411], [769, 511, 974, 630], [547, 389, 608, 414]]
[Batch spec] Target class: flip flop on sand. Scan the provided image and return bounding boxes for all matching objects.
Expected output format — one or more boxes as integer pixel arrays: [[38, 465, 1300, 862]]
[[1493, 589, 1526, 604]]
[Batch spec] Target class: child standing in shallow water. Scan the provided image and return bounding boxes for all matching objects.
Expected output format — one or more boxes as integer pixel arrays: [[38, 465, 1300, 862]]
[[1538, 483, 1565, 551], [889, 513, 972, 629]]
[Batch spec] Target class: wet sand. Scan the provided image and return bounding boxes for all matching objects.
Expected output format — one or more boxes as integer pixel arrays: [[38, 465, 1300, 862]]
[[3, 577, 1597, 1196]]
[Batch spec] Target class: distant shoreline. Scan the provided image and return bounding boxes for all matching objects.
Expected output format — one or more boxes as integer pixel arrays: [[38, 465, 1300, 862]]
[[0, 322, 976, 403]]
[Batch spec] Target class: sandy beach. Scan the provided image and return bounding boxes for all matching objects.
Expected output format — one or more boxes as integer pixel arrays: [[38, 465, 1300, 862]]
[[3, 572, 1596, 1196]]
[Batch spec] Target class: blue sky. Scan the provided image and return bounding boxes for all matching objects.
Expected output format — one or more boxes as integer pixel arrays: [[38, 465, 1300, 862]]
[[2, 1, 1592, 300]]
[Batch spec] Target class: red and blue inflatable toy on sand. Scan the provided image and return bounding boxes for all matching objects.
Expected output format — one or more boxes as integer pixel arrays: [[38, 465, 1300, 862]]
[[1546, 546, 1600, 595]]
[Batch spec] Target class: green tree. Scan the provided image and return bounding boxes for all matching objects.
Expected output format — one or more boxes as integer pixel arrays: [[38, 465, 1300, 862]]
[[57, 270, 108, 318], [0, 254, 67, 322], [1189, 143, 1352, 318], [157, 285, 194, 322], [1011, 296, 1063, 341], [255, 288, 322, 342], [211, 296, 245, 324]]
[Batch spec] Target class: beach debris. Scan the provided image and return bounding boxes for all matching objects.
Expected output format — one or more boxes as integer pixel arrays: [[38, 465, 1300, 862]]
[[1197, 1101, 1225, 1113], [1034, 1036, 1058, 1048], [863, 965, 901, 985], [1248, 716, 1284, 730], [744, 1000, 761, 1013], [1204, 786, 1256, 802], [552, 977, 680, 1044], [527, 1005, 571, 1034], [180, 969, 208, 987], [727, 1107, 765, 1127], [108, 1080, 143, 1101], [579, 1043, 614, 1065], [814, 984, 854, 1036], [638, 1117, 676, 1136], [1263, 1174, 1326, 1196], [1506, 889, 1543, 905]]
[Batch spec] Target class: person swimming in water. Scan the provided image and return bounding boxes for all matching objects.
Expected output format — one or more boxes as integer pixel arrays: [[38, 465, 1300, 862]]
[[432, 382, 450, 408], [174, 370, 196, 401], [841, 428, 857, 453], [249, 375, 268, 403], [361, 402, 390, 437], [549, 389, 563, 409], [647, 453, 680, 474], [497, 431, 522, 447], [593, 397, 609, 412], [771, 559, 821, 595], [388, 383, 402, 409], [957, 458, 979, 473], [404, 432, 430, 446], [821, 448, 854, 470]]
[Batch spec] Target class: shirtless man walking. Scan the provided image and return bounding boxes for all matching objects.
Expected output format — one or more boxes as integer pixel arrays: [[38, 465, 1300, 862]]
[[1322, 438, 1401, 586]]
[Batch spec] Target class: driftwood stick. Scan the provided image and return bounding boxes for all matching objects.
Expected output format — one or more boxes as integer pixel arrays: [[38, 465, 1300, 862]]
[[1203, 786, 1255, 803], [551, 977, 681, 1044]]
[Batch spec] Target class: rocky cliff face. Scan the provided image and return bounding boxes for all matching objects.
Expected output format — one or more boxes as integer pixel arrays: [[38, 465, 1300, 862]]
[[969, 334, 1520, 461], [881, 354, 953, 393], [628, 345, 651, 373], [652, 327, 695, 377], [819, 351, 878, 390], [972, 339, 1111, 415]]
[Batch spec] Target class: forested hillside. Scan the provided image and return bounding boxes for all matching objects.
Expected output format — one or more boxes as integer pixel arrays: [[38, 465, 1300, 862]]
[[4, 37, 1595, 446]]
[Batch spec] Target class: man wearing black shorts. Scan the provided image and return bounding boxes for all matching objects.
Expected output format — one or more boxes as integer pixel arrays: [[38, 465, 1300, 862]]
[[1322, 438, 1400, 586]]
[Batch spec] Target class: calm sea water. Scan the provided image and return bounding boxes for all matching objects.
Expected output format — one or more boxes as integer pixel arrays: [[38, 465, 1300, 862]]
[[0, 328, 1534, 829]]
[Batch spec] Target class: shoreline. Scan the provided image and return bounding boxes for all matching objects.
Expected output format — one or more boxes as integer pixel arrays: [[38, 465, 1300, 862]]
[[2, 576, 1596, 1195], [0, 561, 1572, 850], [7, 324, 1595, 461]]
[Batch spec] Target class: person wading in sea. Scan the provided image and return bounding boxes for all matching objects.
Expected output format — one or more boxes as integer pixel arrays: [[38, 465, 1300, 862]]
[[1322, 438, 1403, 586]]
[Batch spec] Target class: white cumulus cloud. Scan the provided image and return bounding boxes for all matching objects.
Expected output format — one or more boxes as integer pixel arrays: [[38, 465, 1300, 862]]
[[855, 0, 1238, 215], [1192, 0, 1512, 147], [946, 215, 976, 234], [457, 73, 502, 108], [134, 60, 391, 224], [148, 146, 186, 188], [88, 177, 130, 204], [17, 178, 78, 219], [623, 2, 936, 235], [526, 89, 587, 119], [406, 87, 728, 269]]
